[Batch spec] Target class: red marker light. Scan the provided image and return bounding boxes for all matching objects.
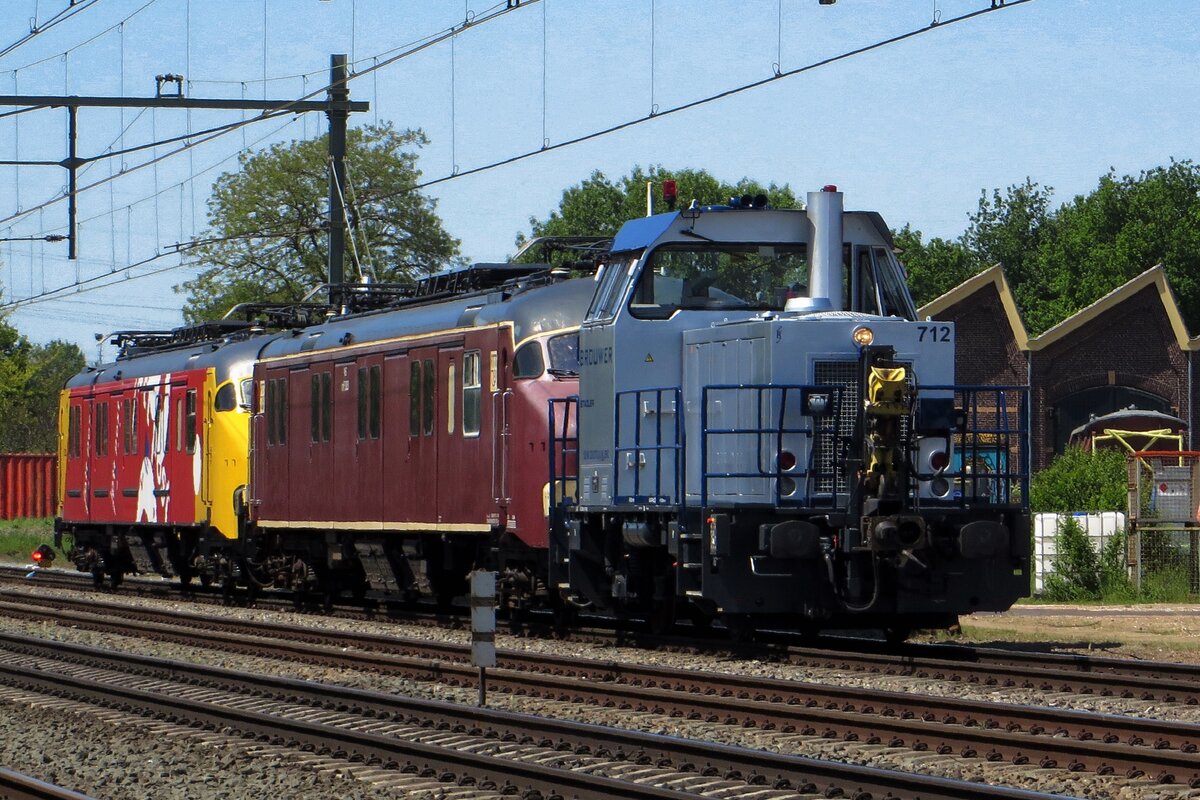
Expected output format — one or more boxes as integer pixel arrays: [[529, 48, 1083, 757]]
[[662, 180, 677, 203], [822, 184, 838, 193], [930, 450, 950, 471], [31, 550, 43, 562]]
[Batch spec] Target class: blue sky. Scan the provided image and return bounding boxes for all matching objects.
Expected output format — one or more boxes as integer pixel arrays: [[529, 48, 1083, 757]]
[[0, 0, 1197, 357]]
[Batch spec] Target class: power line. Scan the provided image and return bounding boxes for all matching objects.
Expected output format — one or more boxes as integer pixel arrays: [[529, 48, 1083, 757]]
[[1, 0, 159, 73], [409, 0, 1034, 193], [0, 2, 535, 233], [0, 0, 103, 61]]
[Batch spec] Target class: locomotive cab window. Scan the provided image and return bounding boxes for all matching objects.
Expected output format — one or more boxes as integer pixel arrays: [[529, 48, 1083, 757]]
[[629, 243, 808, 319], [586, 256, 637, 321], [512, 341, 544, 378], [214, 382, 236, 412]]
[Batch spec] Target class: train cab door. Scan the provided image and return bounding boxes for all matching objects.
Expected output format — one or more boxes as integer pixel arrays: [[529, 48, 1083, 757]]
[[63, 393, 92, 521], [287, 366, 314, 523], [435, 343, 465, 528], [490, 339, 512, 523], [354, 354, 384, 524], [406, 346, 440, 526]]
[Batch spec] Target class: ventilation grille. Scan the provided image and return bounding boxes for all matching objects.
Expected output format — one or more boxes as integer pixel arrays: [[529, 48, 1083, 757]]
[[813, 360, 914, 494], [813, 361, 859, 494]]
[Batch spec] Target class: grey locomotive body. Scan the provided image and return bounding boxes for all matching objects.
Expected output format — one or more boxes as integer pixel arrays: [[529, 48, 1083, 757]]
[[551, 188, 1030, 635]]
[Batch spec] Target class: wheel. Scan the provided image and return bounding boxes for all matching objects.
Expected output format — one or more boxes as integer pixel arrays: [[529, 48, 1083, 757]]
[[722, 614, 757, 643]]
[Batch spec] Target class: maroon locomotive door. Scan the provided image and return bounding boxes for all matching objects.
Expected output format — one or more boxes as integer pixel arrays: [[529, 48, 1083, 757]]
[[287, 366, 313, 523], [435, 344, 464, 527], [355, 354, 384, 524], [381, 349, 437, 526]]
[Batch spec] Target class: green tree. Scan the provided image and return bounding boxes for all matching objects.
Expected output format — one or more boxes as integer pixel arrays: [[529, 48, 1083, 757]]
[[0, 303, 84, 453], [521, 166, 798, 243], [892, 224, 982, 307], [1039, 160, 1200, 331], [180, 123, 460, 322]]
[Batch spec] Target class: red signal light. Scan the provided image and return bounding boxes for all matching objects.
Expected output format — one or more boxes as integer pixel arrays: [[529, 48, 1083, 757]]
[[31, 550, 43, 562], [822, 184, 838, 193], [778, 451, 797, 471], [662, 180, 678, 210], [930, 450, 950, 471]]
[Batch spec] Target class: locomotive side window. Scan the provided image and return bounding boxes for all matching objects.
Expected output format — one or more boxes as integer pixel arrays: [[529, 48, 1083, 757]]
[[630, 243, 808, 319], [856, 246, 881, 315], [422, 359, 435, 436], [586, 257, 636, 321], [275, 379, 287, 444], [94, 402, 108, 456], [409, 361, 420, 436], [153, 394, 167, 454], [357, 368, 368, 440], [873, 246, 918, 320], [68, 405, 81, 458], [463, 351, 481, 436], [122, 399, 136, 454], [447, 362, 456, 435], [266, 380, 277, 445], [185, 390, 197, 454], [512, 341, 544, 378], [368, 365, 380, 439], [356, 366, 382, 440], [310, 372, 332, 443]]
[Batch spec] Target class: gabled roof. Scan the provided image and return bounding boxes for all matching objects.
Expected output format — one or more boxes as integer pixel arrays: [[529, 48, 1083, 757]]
[[917, 265, 1029, 350], [1028, 265, 1195, 352]]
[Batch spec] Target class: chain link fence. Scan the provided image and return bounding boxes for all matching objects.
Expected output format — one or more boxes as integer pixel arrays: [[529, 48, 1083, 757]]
[[1128, 452, 1200, 596]]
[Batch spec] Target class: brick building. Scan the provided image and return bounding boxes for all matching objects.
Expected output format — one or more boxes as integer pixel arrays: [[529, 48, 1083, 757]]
[[920, 265, 1196, 470]]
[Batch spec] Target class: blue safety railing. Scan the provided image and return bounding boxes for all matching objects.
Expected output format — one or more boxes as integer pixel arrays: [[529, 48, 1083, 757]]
[[612, 387, 685, 506], [699, 383, 845, 509], [917, 384, 1030, 508], [548, 396, 579, 531]]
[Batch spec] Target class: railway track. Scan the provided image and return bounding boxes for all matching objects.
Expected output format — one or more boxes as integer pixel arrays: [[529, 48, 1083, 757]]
[[0, 635, 1059, 800], [1, 591, 1197, 788], [8, 564, 1200, 697], [0, 769, 95, 800]]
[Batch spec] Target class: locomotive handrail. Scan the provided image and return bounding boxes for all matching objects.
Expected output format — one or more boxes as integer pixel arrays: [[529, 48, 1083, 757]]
[[612, 387, 685, 508], [699, 383, 843, 509], [547, 397, 579, 534], [915, 384, 1030, 509]]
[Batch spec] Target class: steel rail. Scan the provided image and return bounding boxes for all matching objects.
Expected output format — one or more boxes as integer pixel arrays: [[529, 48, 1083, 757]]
[[0, 635, 1060, 800], [0, 770, 95, 800], [0, 602, 1196, 786], [7, 565, 1200, 693]]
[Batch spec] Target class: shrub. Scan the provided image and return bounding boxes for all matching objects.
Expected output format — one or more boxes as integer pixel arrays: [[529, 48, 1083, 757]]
[[1030, 448, 1127, 513], [1042, 516, 1101, 601]]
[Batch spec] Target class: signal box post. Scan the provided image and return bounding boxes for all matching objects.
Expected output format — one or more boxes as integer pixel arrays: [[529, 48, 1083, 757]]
[[470, 570, 497, 705]]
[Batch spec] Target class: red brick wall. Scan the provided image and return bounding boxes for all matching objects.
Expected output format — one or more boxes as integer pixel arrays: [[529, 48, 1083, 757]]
[[1030, 285, 1187, 469]]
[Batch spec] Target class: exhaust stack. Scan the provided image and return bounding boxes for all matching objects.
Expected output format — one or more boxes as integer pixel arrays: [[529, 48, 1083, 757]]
[[806, 185, 844, 312]]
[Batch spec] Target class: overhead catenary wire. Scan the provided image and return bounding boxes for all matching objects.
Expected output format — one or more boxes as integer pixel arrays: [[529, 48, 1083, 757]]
[[0, 0, 103, 61], [395, 0, 1033, 195], [0, 0, 538, 233]]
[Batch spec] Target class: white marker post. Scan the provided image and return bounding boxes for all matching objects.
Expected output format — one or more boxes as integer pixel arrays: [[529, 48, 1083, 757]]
[[469, 570, 497, 706]]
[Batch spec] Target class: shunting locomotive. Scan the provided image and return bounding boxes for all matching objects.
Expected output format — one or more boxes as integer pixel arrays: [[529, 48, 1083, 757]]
[[549, 186, 1031, 636]]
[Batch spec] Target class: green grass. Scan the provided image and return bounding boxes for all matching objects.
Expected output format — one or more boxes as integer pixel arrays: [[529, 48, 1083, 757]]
[[0, 518, 55, 561]]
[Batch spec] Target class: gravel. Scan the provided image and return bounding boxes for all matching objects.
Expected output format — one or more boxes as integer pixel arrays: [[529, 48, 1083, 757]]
[[1, 580, 1199, 799]]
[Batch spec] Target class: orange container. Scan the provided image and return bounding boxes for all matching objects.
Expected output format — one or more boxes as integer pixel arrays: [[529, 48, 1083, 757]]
[[0, 454, 56, 520]]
